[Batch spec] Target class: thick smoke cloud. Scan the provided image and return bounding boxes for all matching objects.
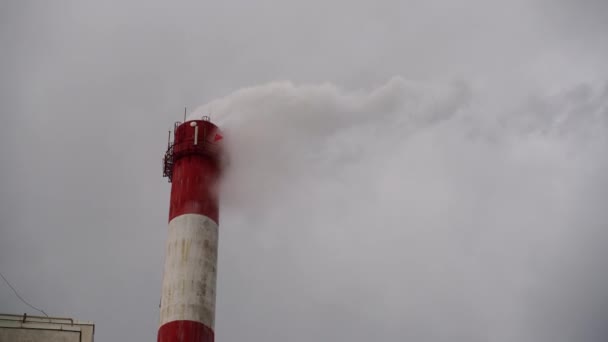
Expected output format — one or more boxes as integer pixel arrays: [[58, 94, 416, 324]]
[[192, 78, 608, 342]]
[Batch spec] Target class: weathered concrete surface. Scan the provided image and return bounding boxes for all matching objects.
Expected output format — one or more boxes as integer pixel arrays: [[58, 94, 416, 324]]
[[0, 314, 94, 342]]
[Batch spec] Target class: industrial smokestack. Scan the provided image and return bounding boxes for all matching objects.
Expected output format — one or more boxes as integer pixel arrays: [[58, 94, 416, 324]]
[[158, 117, 224, 342]]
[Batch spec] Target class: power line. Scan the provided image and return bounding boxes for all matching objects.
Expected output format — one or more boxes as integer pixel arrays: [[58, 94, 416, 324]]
[[0, 271, 49, 317]]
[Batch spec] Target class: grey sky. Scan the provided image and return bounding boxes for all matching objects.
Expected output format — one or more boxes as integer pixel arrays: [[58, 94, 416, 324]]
[[1, 1, 607, 342]]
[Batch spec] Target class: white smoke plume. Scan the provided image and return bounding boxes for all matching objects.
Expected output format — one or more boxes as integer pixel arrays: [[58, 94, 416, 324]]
[[191, 77, 608, 342]]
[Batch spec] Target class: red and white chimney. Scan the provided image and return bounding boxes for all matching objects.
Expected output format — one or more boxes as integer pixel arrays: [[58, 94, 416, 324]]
[[158, 117, 224, 342]]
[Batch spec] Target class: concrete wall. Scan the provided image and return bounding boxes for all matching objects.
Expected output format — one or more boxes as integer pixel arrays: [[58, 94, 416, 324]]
[[0, 314, 94, 342]]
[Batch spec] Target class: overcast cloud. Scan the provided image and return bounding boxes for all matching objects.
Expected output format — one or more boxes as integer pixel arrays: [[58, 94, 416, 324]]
[[1, 1, 607, 342]]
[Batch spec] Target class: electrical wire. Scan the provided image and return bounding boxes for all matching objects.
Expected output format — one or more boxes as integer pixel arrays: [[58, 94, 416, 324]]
[[0, 271, 49, 317]]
